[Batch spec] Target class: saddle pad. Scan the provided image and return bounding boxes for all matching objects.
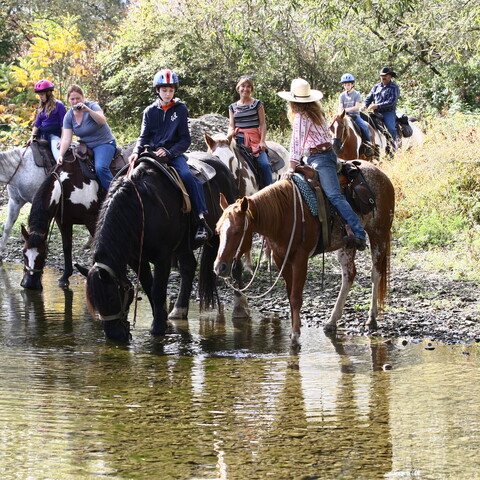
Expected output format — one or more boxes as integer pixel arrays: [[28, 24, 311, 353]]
[[292, 173, 318, 217], [30, 140, 56, 169], [186, 157, 216, 183]]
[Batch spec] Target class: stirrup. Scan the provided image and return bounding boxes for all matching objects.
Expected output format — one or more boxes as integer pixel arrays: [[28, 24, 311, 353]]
[[195, 221, 212, 242]]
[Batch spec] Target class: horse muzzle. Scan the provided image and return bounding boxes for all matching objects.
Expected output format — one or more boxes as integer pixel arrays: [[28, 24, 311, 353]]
[[20, 272, 43, 290], [333, 138, 343, 155], [214, 260, 232, 278]]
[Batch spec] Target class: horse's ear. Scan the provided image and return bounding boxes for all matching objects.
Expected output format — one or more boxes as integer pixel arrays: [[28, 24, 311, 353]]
[[204, 133, 214, 149], [21, 224, 29, 241], [219, 192, 229, 210], [340, 110, 346, 118], [74, 263, 89, 278], [240, 197, 249, 212]]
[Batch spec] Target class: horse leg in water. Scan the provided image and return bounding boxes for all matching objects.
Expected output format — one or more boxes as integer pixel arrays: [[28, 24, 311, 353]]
[[231, 260, 250, 318], [0, 190, 26, 259], [150, 251, 174, 335], [324, 247, 357, 333], [274, 249, 309, 343], [57, 221, 74, 288], [168, 249, 197, 320]]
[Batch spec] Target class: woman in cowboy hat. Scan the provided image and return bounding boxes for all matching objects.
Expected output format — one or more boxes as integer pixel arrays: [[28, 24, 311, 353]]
[[363, 67, 400, 149], [278, 78, 367, 251]]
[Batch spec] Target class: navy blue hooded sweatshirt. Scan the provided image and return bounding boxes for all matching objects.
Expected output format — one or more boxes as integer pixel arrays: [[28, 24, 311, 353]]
[[134, 99, 191, 157]]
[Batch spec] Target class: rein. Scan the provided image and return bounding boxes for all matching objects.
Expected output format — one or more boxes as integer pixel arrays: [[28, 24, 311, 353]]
[[93, 262, 132, 322], [223, 181, 305, 299], [126, 162, 145, 329]]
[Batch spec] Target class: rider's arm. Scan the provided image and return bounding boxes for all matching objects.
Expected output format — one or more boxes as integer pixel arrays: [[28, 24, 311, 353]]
[[57, 128, 73, 163], [227, 107, 236, 142], [166, 104, 191, 159], [258, 103, 267, 149]]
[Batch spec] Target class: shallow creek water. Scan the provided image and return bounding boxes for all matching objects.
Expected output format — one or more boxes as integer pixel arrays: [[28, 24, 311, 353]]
[[0, 263, 478, 480]]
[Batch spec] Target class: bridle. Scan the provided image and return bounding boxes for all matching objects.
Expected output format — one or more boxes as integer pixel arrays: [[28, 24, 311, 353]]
[[222, 181, 303, 299], [93, 262, 133, 323]]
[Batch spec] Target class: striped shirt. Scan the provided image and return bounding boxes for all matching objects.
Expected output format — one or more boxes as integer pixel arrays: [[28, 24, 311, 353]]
[[229, 99, 263, 141], [289, 113, 331, 163]]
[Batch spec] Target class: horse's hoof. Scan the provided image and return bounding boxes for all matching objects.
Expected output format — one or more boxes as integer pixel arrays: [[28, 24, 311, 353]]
[[150, 326, 167, 336], [290, 332, 301, 345], [365, 321, 378, 333], [168, 307, 188, 320], [323, 322, 337, 333], [58, 278, 70, 289], [232, 306, 251, 319]]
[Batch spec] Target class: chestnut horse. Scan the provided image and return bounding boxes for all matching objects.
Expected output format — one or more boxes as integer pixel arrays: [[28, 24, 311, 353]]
[[214, 161, 395, 343]]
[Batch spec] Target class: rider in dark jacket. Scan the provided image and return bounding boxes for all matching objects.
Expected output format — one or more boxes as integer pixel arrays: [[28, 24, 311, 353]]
[[363, 67, 400, 150], [129, 69, 211, 242]]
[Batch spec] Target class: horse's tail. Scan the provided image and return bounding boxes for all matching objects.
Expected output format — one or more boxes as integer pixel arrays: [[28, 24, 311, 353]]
[[378, 230, 391, 311], [198, 236, 220, 311]]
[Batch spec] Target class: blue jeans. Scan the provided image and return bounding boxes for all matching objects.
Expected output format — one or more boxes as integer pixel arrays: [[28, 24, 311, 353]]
[[381, 110, 397, 141], [257, 151, 272, 186], [352, 115, 371, 142], [169, 155, 208, 215], [93, 141, 116, 190], [307, 150, 366, 239], [47, 134, 61, 161]]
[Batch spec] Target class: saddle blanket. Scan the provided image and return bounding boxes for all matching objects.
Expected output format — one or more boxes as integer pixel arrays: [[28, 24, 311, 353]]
[[292, 173, 318, 217]]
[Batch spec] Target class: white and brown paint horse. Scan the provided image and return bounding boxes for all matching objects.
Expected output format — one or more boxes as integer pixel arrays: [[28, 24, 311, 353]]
[[204, 132, 289, 196], [331, 111, 425, 160], [0, 146, 52, 260], [330, 111, 386, 160], [214, 161, 395, 343]]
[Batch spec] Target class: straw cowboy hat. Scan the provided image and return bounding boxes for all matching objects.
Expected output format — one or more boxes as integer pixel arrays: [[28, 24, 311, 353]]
[[277, 78, 323, 103]]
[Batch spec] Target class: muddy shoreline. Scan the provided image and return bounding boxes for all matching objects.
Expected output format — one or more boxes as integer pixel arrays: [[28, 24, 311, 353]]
[[3, 225, 479, 345]]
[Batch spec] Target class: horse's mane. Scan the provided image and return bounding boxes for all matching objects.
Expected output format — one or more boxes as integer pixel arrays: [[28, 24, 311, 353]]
[[93, 172, 147, 272], [28, 172, 57, 232], [247, 180, 293, 232]]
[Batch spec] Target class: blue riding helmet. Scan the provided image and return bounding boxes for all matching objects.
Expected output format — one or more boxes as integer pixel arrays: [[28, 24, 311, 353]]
[[340, 73, 356, 83], [153, 69, 179, 89]]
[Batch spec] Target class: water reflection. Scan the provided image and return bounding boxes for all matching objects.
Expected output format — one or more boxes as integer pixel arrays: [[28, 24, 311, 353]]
[[0, 264, 478, 479]]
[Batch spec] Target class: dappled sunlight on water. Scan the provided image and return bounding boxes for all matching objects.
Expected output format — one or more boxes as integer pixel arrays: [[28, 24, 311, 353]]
[[0, 263, 479, 479]]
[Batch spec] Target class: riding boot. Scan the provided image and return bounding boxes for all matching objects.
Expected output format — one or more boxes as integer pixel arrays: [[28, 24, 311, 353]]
[[195, 218, 212, 243]]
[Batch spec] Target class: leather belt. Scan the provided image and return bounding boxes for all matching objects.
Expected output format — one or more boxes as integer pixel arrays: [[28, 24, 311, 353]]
[[310, 142, 332, 154]]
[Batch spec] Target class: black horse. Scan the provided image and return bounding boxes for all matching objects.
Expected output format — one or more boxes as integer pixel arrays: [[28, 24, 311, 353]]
[[20, 145, 133, 290], [79, 155, 238, 342]]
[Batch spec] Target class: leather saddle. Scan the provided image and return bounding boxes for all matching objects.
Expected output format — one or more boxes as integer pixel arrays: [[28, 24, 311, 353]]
[[30, 139, 56, 171], [293, 161, 376, 252], [234, 143, 285, 188]]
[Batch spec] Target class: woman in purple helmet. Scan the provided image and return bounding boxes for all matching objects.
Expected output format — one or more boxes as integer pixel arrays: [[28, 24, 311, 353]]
[[27, 79, 66, 160]]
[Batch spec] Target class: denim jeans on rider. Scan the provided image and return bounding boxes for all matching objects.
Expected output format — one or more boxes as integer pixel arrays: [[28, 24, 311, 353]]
[[169, 155, 208, 215], [307, 149, 366, 240], [353, 115, 371, 142], [257, 150, 272, 186], [47, 134, 61, 161], [381, 110, 398, 142], [93, 141, 116, 190]]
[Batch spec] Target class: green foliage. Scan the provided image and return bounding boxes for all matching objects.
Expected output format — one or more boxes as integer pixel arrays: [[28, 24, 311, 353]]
[[382, 112, 480, 274]]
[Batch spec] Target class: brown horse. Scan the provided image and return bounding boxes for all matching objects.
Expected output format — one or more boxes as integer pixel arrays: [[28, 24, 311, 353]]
[[214, 161, 395, 342], [330, 111, 385, 160]]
